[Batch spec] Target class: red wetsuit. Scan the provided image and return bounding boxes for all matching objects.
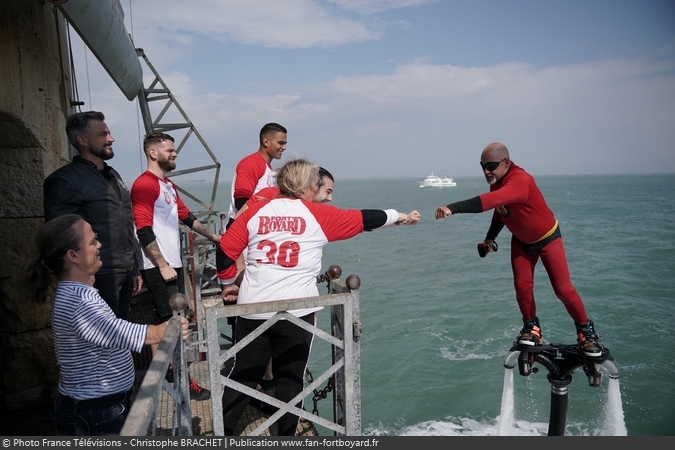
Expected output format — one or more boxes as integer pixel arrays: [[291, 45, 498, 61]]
[[448, 162, 589, 323]]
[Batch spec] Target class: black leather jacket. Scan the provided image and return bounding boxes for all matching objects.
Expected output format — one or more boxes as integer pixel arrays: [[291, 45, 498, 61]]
[[43, 156, 141, 275]]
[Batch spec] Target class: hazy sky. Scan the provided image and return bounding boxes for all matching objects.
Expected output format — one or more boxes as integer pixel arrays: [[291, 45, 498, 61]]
[[66, 0, 675, 184]]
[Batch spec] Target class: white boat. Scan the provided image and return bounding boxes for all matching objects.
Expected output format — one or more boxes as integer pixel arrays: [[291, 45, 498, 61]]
[[418, 173, 457, 188]]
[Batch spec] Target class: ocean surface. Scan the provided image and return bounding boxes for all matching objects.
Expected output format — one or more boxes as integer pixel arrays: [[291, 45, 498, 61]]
[[180, 173, 675, 436]]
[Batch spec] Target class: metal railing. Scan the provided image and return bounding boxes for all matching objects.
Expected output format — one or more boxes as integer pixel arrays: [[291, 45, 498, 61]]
[[183, 233, 223, 355], [205, 267, 363, 436], [120, 295, 193, 436], [118, 228, 363, 437]]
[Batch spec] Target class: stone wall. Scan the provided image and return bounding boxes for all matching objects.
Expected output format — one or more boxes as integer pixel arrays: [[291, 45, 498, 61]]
[[0, 0, 73, 410]]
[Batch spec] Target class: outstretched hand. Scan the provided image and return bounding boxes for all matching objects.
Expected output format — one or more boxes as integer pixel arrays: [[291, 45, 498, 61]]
[[435, 206, 452, 219], [397, 210, 421, 225]]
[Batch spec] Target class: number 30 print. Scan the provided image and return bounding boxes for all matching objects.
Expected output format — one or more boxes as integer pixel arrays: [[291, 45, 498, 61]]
[[256, 239, 300, 268]]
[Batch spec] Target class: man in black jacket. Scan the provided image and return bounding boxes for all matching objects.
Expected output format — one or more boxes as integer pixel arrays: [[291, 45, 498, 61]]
[[44, 111, 142, 320]]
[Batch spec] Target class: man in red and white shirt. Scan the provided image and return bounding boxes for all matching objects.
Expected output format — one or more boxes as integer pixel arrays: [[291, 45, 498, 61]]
[[226, 123, 287, 227], [130, 131, 221, 400], [216, 123, 288, 287]]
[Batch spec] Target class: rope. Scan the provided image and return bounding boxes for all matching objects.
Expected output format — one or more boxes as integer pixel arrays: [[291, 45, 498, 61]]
[[83, 42, 92, 108], [128, 0, 135, 40], [126, 0, 145, 174], [135, 97, 144, 174], [65, 23, 82, 112]]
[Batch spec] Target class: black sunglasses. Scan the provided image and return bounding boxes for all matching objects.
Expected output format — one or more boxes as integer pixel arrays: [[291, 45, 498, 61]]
[[480, 158, 507, 172]]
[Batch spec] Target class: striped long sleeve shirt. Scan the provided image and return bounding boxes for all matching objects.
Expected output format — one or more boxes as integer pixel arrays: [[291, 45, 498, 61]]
[[52, 281, 148, 400]]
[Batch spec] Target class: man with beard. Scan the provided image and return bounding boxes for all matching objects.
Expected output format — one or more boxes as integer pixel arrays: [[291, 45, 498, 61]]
[[44, 111, 142, 320], [434, 142, 605, 359], [131, 131, 221, 400]]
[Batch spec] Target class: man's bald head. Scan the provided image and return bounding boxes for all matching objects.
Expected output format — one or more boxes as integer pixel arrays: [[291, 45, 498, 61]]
[[480, 142, 511, 185], [481, 142, 510, 161]]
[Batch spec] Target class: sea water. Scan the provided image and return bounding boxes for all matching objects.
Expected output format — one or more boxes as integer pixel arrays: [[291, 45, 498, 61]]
[[179, 173, 675, 436]]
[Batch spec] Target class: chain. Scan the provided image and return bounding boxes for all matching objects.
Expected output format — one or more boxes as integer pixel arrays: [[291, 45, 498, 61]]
[[309, 270, 336, 414], [305, 369, 333, 415], [316, 273, 330, 293]]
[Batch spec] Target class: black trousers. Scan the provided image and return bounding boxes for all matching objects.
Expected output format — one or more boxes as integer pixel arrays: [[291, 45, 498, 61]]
[[94, 270, 135, 320], [140, 267, 184, 322], [221, 313, 315, 436]]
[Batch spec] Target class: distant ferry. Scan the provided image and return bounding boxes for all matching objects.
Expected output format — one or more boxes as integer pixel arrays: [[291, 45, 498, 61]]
[[418, 173, 457, 188]]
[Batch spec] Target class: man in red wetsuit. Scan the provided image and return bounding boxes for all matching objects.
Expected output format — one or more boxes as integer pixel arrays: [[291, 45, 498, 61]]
[[435, 142, 604, 358]]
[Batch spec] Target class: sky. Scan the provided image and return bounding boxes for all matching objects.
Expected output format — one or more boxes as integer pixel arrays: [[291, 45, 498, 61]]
[[65, 0, 675, 185]]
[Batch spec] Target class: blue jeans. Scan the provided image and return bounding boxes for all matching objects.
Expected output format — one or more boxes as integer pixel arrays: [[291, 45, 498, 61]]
[[54, 390, 132, 436]]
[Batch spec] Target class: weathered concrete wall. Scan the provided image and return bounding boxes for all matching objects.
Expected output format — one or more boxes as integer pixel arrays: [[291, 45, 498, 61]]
[[0, 0, 73, 410]]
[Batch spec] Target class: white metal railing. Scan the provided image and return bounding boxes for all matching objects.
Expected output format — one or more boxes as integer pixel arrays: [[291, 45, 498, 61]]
[[204, 269, 362, 436]]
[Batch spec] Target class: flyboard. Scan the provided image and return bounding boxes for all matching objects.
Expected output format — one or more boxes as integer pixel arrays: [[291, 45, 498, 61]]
[[480, 241, 620, 436]]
